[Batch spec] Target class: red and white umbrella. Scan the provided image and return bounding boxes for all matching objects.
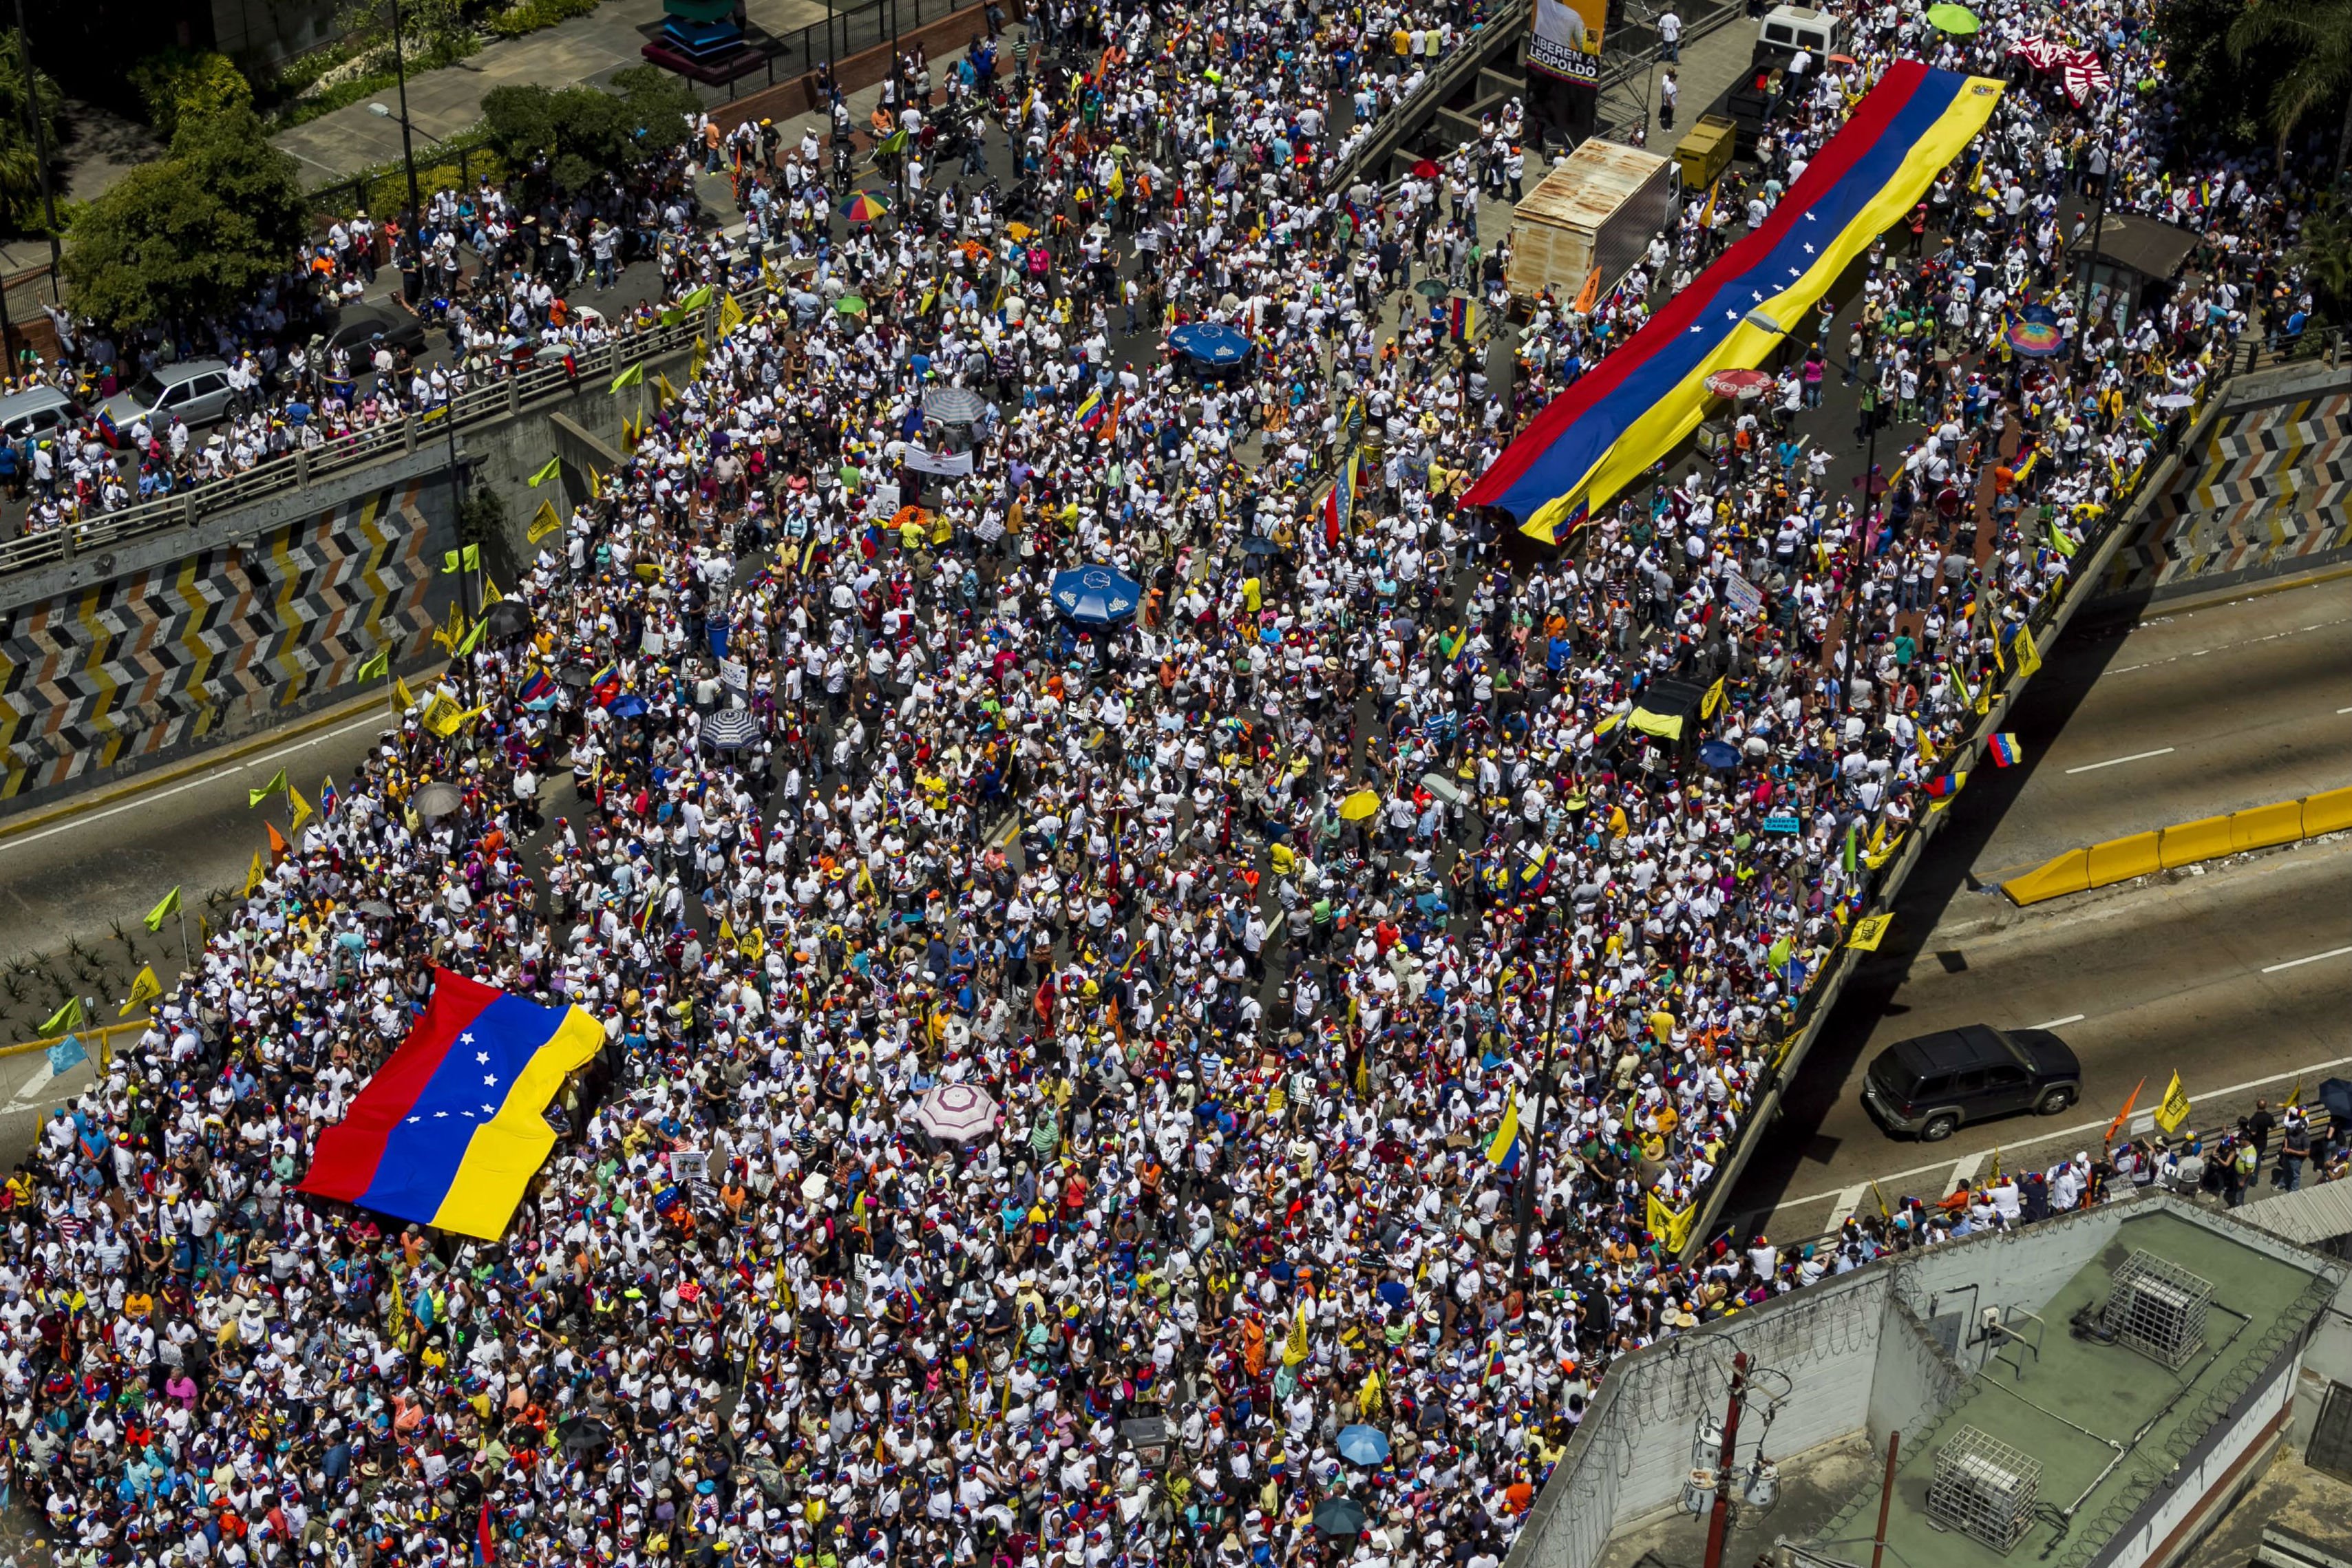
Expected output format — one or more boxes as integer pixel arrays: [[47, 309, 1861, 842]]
[[1704, 368, 1776, 401], [915, 1082, 999, 1142]]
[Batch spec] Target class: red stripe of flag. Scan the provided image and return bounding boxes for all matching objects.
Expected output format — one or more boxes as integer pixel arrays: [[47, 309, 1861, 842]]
[[297, 968, 500, 1203]]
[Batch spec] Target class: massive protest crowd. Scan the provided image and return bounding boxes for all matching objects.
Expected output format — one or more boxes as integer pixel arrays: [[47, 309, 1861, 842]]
[[0, 0, 2338, 1562]]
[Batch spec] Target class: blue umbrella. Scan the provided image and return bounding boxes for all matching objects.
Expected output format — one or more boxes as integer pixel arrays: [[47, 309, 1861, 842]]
[[1376, 1280, 1409, 1308], [1336, 1426, 1390, 1465], [1169, 321, 1253, 368], [702, 709, 762, 750], [1050, 564, 1142, 627], [606, 693, 649, 719], [1699, 739, 1742, 771]]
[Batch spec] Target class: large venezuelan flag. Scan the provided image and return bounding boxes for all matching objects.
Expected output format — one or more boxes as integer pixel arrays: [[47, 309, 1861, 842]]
[[299, 968, 604, 1238], [1465, 62, 2004, 542]]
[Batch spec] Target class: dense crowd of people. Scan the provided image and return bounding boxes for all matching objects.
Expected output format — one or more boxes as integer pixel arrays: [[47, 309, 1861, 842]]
[[0, 0, 2335, 1563]]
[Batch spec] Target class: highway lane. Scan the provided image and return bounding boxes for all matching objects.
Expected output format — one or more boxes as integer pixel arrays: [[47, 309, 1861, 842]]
[[1718, 573, 2352, 1240], [1967, 575, 2352, 885], [1726, 827, 2352, 1238]]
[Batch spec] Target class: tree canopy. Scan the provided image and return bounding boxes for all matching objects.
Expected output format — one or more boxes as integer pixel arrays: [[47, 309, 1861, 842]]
[[480, 65, 699, 194], [62, 91, 308, 334]]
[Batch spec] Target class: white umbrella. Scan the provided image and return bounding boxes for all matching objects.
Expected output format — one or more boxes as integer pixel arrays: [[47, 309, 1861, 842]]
[[799, 1171, 828, 1200], [916, 1082, 999, 1142]]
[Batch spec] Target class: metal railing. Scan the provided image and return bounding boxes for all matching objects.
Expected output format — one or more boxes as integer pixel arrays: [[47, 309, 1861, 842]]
[[0, 308, 717, 582], [1677, 342, 2284, 1265], [770, 0, 993, 79]]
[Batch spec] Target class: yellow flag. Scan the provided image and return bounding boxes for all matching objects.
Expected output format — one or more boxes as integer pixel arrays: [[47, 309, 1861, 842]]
[[244, 850, 266, 896], [288, 787, 315, 840], [529, 498, 564, 544], [419, 693, 467, 737], [587, 467, 603, 500], [718, 294, 745, 338], [1283, 1300, 1309, 1365], [120, 965, 162, 1018], [1847, 912, 1895, 951], [39, 996, 83, 1035], [2013, 624, 2043, 679], [143, 886, 181, 933], [718, 915, 737, 952], [740, 923, 765, 962], [1699, 676, 1726, 720], [2153, 1071, 2192, 1134], [431, 600, 469, 654], [356, 646, 390, 682], [655, 371, 677, 405]]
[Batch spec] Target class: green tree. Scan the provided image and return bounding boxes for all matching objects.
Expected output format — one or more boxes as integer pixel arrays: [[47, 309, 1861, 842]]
[[125, 49, 253, 141], [0, 47, 63, 235], [62, 98, 308, 333], [2297, 202, 2352, 319], [481, 65, 697, 193], [2227, 0, 2352, 171]]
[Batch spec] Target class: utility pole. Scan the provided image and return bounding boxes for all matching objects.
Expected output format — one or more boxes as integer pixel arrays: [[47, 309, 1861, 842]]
[[14, 0, 60, 273], [389, 0, 425, 279], [1510, 920, 1576, 1295], [1702, 1352, 1752, 1568]]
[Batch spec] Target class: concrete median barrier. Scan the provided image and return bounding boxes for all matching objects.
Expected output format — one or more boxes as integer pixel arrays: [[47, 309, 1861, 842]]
[[2159, 815, 2235, 869], [2230, 800, 2307, 854], [2002, 847, 2091, 904], [2303, 785, 2352, 838], [2086, 830, 2163, 885], [2006, 790, 2349, 904]]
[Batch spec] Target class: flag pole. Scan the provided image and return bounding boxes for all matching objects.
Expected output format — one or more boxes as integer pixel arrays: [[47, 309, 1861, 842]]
[[177, 909, 190, 972]]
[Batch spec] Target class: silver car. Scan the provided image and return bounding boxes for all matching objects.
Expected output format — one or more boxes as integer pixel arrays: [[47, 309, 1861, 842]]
[[0, 385, 80, 442], [99, 359, 237, 432]]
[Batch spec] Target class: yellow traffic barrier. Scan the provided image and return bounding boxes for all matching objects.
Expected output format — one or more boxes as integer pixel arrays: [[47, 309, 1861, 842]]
[[2086, 830, 2162, 886], [2305, 785, 2352, 838], [2159, 815, 2234, 869], [2009, 787, 2352, 905], [2230, 800, 2305, 854], [2002, 847, 2090, 905]]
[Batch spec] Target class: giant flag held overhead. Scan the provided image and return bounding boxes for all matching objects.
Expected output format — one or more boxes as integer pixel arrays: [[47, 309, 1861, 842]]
[[299, 968, 604, 1239], [1463, 63, 2004, 540]]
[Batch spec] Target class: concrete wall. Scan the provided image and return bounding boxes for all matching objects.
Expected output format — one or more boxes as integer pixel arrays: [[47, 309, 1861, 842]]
[[0, 447, 459, 813], [1513, 1271, 1891, 1568], [2097, 360, 2352, 605]]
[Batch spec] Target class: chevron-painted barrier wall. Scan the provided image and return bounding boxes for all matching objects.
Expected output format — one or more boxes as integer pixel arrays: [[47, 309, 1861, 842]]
[[0, 475, 452, 804], [2101, 366, 2352, 602]]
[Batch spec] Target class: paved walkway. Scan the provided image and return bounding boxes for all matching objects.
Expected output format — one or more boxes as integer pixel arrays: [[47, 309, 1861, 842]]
[[272, 0, 840, 187]]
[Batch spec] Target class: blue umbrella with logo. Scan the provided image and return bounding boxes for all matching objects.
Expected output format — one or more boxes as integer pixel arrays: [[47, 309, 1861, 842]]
[[1050, 564, 1142, 627], [1169, 321, 1253, 368], [1336, 1426, 1390, 1465]]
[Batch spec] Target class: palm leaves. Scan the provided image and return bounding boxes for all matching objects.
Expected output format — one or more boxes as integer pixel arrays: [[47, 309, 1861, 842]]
[[2227, 0, 2352, 168]]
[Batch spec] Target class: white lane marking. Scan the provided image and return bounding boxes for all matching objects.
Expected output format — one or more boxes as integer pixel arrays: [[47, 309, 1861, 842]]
[[2065, 747, 2176, 774], [2338, 706, 2352, 714], [0, 708, 388, 851], [1828, 1183, 1869, 1225], [4, 1062, 56, 1109], [1949, 1152, 1988, 1186], [2028, 1013, 2086, 1030], [1777, 1050, 2352, 1209], [2104, 615, 2351, 677], [2265, 945, 2352, 974]]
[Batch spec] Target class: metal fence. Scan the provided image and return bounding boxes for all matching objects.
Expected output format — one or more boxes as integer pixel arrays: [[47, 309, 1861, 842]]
[[0, 306, 716, 581], [769, 0, 995, 81]]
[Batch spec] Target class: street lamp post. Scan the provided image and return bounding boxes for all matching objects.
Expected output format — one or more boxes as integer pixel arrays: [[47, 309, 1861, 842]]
[[388, 0, 425, 255], [14, 0, 60, 273]]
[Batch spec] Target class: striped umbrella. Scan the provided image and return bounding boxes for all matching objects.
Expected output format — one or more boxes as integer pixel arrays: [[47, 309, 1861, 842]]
[[701, 709, 762, 750], [839, 191, 889, 224]]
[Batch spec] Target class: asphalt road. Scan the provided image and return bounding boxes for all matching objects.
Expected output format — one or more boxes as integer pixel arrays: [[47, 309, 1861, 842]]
[[1967, 575, 2352, 884], [1722, 576, 2352, 1240]]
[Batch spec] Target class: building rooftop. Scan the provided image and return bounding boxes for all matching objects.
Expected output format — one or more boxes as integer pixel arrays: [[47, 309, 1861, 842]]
[[1808, 1208, 2334, 1568]]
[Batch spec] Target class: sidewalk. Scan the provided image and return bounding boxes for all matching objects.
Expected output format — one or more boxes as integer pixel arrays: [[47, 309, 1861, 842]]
[[272, 0, 839, 187]]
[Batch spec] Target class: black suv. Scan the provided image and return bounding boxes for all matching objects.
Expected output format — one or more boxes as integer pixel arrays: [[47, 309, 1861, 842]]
[[1861, 1024, 2081, 1141]]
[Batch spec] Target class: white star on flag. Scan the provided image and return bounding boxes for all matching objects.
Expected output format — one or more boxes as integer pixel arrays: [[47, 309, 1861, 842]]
[[477, 1052, 490, 1064]]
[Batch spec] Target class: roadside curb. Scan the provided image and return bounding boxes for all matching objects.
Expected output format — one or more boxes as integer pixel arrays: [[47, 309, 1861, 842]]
[[2086, 560, 2352, 625], [0, 667, 443, 846]]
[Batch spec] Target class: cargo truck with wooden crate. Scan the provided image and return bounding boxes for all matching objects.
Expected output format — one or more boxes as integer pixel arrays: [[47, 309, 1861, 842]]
[[1503, 139, 1679, 311]]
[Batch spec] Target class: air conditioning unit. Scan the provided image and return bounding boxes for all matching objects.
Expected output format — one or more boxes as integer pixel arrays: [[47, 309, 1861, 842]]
[[2108, 1249, 2211, 1370], [1927, 1427, 2039, 1554]]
